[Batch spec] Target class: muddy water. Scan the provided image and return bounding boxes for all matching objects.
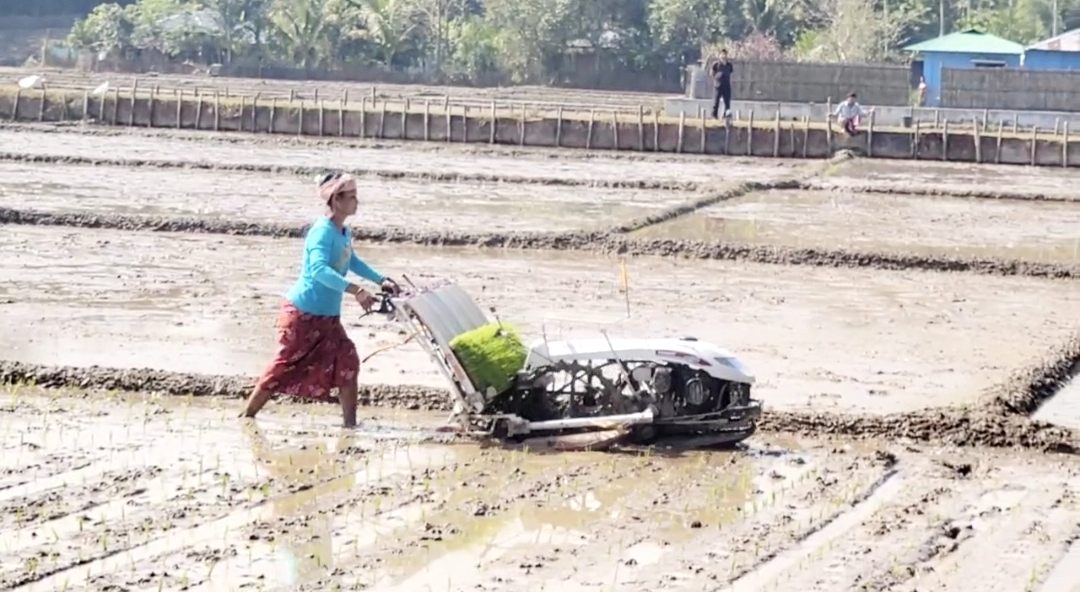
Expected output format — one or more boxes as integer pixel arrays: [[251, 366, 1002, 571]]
[[2, 226, 1078, 415], [1032, 376, 1080, 430], [632, 189, 1080, 264], [0, 162, 685, 232], [830, 159, 1080, 199], [0, 128, 801, 185]]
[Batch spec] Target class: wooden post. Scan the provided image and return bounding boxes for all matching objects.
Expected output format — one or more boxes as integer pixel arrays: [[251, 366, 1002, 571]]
[[194, 90, 202, 130], [617, 111, 623, 151], [772, 110, 780, 157], [788, 118, 795, 157], [319, 100, 325, 137], [982, 108, 989, 132], [82, 90, 89, 121], [653, 110, 660, 152], [445, 103, 451, 143], [343, 90, 349, 105], [359, 96, 366, 138], [251, 94, 260, 132], [825, 111, 832, 154], [176, 89, 183, 128], [933, 109, 940, 127], [338, 97, 344, 137], [913, 119, 920, 159], [148, 86, 156, 127], [489, 101, 496, 144], [1031, 126, 1038, 165], [802, 116, 809, 158], [695, 109, 703, 153], [238, 95, 245, 132], [973, 116, 981, 163], [587, 109, 595, 150], [401, 99, 408, 139], [128, 84, 136, 126], [677, 111, 685, 153], [867, 110, 875, 157], [1012, 114, 1018, 134], [1055, 117, 1061, 135], [270, 97, 277, 134], [637, 105, 644, 152], [424, 100, 431, 142], [1063, 122, 1069, 167], [519, 105, 525, 147], [462, 105, 469, 143], [214, 91, 221, 131], [10, 88, 19, 122], [377, 100, 386, 139], [995, 119, 1004, 164], [297, 100, 304, 136], [112, 87, 120, 125], [556, 107, 563, 147], [38, 86, 46, 122], [942, 119, 949, 161], [747, 110, 754, 156], [724, 117, 731, 155]]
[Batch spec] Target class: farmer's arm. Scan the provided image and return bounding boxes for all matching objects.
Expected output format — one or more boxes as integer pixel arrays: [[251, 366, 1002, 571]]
[[308, 225, 363, 294], [349, 251, 385, 284]]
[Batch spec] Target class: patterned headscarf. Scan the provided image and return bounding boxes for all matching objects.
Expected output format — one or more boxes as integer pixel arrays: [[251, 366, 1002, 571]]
[[317, 172, 357, 204]]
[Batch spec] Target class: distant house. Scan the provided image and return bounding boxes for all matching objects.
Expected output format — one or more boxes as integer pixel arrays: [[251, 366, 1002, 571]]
[[1025, 28, 1080, 70], [903, 29, 1024, 107]]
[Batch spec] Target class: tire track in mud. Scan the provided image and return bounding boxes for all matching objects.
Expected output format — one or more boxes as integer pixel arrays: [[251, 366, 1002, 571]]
[[4, 206, 1079, 279], [2, 360, 1076, 451], [0, 152, 705, 192], [3, 442, 454, 592], [799, 181, 1080, 204], [752, 455, 1080, 592]]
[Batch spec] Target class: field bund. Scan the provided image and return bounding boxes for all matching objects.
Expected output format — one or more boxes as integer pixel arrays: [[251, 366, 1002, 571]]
[[3, 85, 1080, 167]]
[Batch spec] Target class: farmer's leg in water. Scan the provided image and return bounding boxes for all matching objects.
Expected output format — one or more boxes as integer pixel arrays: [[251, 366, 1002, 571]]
[[241, 171, 392, 427]]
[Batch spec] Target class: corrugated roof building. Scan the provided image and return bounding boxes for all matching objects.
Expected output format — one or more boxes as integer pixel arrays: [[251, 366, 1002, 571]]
[[903, 29, 1025, 107]]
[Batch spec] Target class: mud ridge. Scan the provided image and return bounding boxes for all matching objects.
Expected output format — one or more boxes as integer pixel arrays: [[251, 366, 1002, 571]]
[[799, 181, 1080, 203], [0, 152, 704, 191], [4, 207, 1079, 279], [2, 361, 1076, 451], [611, 179, 802, 233], [595, 238, 1080, 279], [982, 333, 1080, 415]]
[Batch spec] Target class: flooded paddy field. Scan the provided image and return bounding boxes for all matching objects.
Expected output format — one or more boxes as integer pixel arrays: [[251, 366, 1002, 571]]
[[1, 388, 1078, 592], [3, 113, 1080, 592], [0, 162, 688, 233], [631, 187, 1080, 264], [0, 126, 806, 187], [1, 225, 1077, 415], [823, 158, 1080, 200]]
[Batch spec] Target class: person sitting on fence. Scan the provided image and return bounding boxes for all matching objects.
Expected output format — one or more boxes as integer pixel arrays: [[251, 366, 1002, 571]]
[[834, 92, 873, 136]]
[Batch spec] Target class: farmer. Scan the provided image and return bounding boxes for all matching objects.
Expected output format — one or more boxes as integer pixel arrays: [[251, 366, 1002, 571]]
[[709, 49, 734, 119], [239, 172, 399, 427], [834, 92, 873, 136]]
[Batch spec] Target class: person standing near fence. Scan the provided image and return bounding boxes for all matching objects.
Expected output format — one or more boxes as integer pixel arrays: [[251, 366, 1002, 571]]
[[710, 49, 734, 119]]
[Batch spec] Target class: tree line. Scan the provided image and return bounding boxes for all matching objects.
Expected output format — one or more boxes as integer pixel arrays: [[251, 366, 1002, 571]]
[[7, 0, 1080, 85]]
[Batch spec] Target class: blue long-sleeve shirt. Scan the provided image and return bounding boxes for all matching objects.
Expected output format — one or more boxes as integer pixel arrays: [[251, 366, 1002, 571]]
[[285, 217, 385, 316]]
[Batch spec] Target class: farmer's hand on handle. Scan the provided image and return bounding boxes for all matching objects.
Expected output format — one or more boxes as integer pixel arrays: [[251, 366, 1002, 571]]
[[355, 289, 376, 311]]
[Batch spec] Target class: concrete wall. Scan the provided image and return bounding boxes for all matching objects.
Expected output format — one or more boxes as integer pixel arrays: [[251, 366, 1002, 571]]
[[664, 97, 1080, 131], [686, 61, 913, 106], [941, 67, 1080, 111], [2, 88, 1078, 168]]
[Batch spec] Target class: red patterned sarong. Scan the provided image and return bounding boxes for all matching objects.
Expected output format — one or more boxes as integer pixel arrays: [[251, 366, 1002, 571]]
[[255, 301, 360, 401]]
